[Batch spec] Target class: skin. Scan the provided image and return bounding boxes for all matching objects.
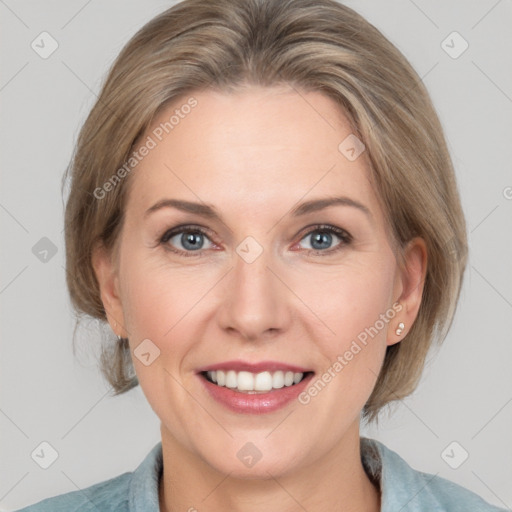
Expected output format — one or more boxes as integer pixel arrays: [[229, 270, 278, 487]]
[[93, 84, 427, 512]]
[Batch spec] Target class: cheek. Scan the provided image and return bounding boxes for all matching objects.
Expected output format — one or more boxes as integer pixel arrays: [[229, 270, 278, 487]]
[[119, 246, 211, 340], [293, 257, 396, 342], [292, 259, 396, 409], [300, 270, 394, 402]]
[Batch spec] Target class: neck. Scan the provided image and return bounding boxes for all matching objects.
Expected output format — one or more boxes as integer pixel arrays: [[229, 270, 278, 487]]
[[158, 422, 380, 512]]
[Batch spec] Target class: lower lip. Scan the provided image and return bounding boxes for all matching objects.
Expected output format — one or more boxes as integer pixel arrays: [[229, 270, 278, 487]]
[[197, 372, 315, 414]]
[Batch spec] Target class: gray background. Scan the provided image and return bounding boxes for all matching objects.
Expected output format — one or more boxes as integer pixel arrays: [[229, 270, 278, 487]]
[[1, 0, 511, 510]]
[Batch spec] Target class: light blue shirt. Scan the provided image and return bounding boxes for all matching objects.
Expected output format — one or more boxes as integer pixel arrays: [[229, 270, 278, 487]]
[[15, 437, 507, 511]]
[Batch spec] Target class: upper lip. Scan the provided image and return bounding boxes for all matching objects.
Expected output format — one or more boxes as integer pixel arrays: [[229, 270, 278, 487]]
[[196, 360, 313, 374]]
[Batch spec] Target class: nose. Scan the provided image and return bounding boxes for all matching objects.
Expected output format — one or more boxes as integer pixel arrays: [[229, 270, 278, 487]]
[[217, 247, 291, 342]]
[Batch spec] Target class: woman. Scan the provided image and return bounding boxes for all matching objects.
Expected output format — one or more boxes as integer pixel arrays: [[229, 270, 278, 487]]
[[15, 0, 506, 510]]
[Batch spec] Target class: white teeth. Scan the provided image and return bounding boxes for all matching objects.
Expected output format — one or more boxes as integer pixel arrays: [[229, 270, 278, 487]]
[[254, 371, 272, 390], [237, 371, 254, 391], [205, 370, 306, 392], [272, 371, 284, 389], [292, 372, 303, 384], [225, 370, 238, 389], [284, 371, 294, 386]]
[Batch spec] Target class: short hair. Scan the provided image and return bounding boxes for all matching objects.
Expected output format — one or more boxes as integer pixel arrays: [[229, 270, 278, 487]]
[[62, 0, 468, 422]]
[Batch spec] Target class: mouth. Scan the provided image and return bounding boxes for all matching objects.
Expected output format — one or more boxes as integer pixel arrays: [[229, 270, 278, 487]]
[[199, 369, 315, 394]]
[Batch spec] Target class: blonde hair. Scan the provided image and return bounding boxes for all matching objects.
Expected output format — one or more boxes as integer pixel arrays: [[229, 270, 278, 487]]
[[63, 0, 467, 422]]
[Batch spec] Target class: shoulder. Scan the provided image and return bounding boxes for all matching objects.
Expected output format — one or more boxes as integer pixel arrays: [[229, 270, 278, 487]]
[[362, 437, 507, 512], [13, 472, 131, 512], [14, 442, 163, 512]]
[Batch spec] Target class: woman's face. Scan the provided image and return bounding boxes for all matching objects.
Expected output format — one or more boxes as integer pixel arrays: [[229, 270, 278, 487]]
[[94, 85, 424, 477]]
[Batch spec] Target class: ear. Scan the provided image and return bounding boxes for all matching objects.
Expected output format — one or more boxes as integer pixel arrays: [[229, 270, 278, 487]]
[[91, 241, 128, 338], [388, 237, 428, 346]]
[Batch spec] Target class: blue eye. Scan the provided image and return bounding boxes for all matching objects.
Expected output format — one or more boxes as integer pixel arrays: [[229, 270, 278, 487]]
[[159, 224, 352, 258], [160, 226, 214, 257], [297, 225, 352, 255]]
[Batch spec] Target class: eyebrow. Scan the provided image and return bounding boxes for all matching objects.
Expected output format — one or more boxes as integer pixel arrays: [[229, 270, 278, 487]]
[[144, 196, 372, 221]]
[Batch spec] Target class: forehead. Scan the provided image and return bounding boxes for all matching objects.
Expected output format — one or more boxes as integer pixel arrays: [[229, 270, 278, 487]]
[[124, 86, 379, 221]]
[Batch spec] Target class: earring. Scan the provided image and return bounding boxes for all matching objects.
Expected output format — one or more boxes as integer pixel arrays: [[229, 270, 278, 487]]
[[395, 322, 405, 336]]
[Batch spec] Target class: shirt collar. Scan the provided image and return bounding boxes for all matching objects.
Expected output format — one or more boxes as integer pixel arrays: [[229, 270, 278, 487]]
[[129, 441, 163, 511], [362, 436, 447, 511]]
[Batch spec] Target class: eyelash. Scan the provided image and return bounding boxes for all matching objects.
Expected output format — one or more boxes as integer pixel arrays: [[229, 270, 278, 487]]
[[158, 224, 353, 258]]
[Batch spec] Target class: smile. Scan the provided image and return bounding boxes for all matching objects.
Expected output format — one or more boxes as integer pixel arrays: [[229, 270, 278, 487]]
[[197, 370, 315, 414], [203, 369, 310, 393]]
